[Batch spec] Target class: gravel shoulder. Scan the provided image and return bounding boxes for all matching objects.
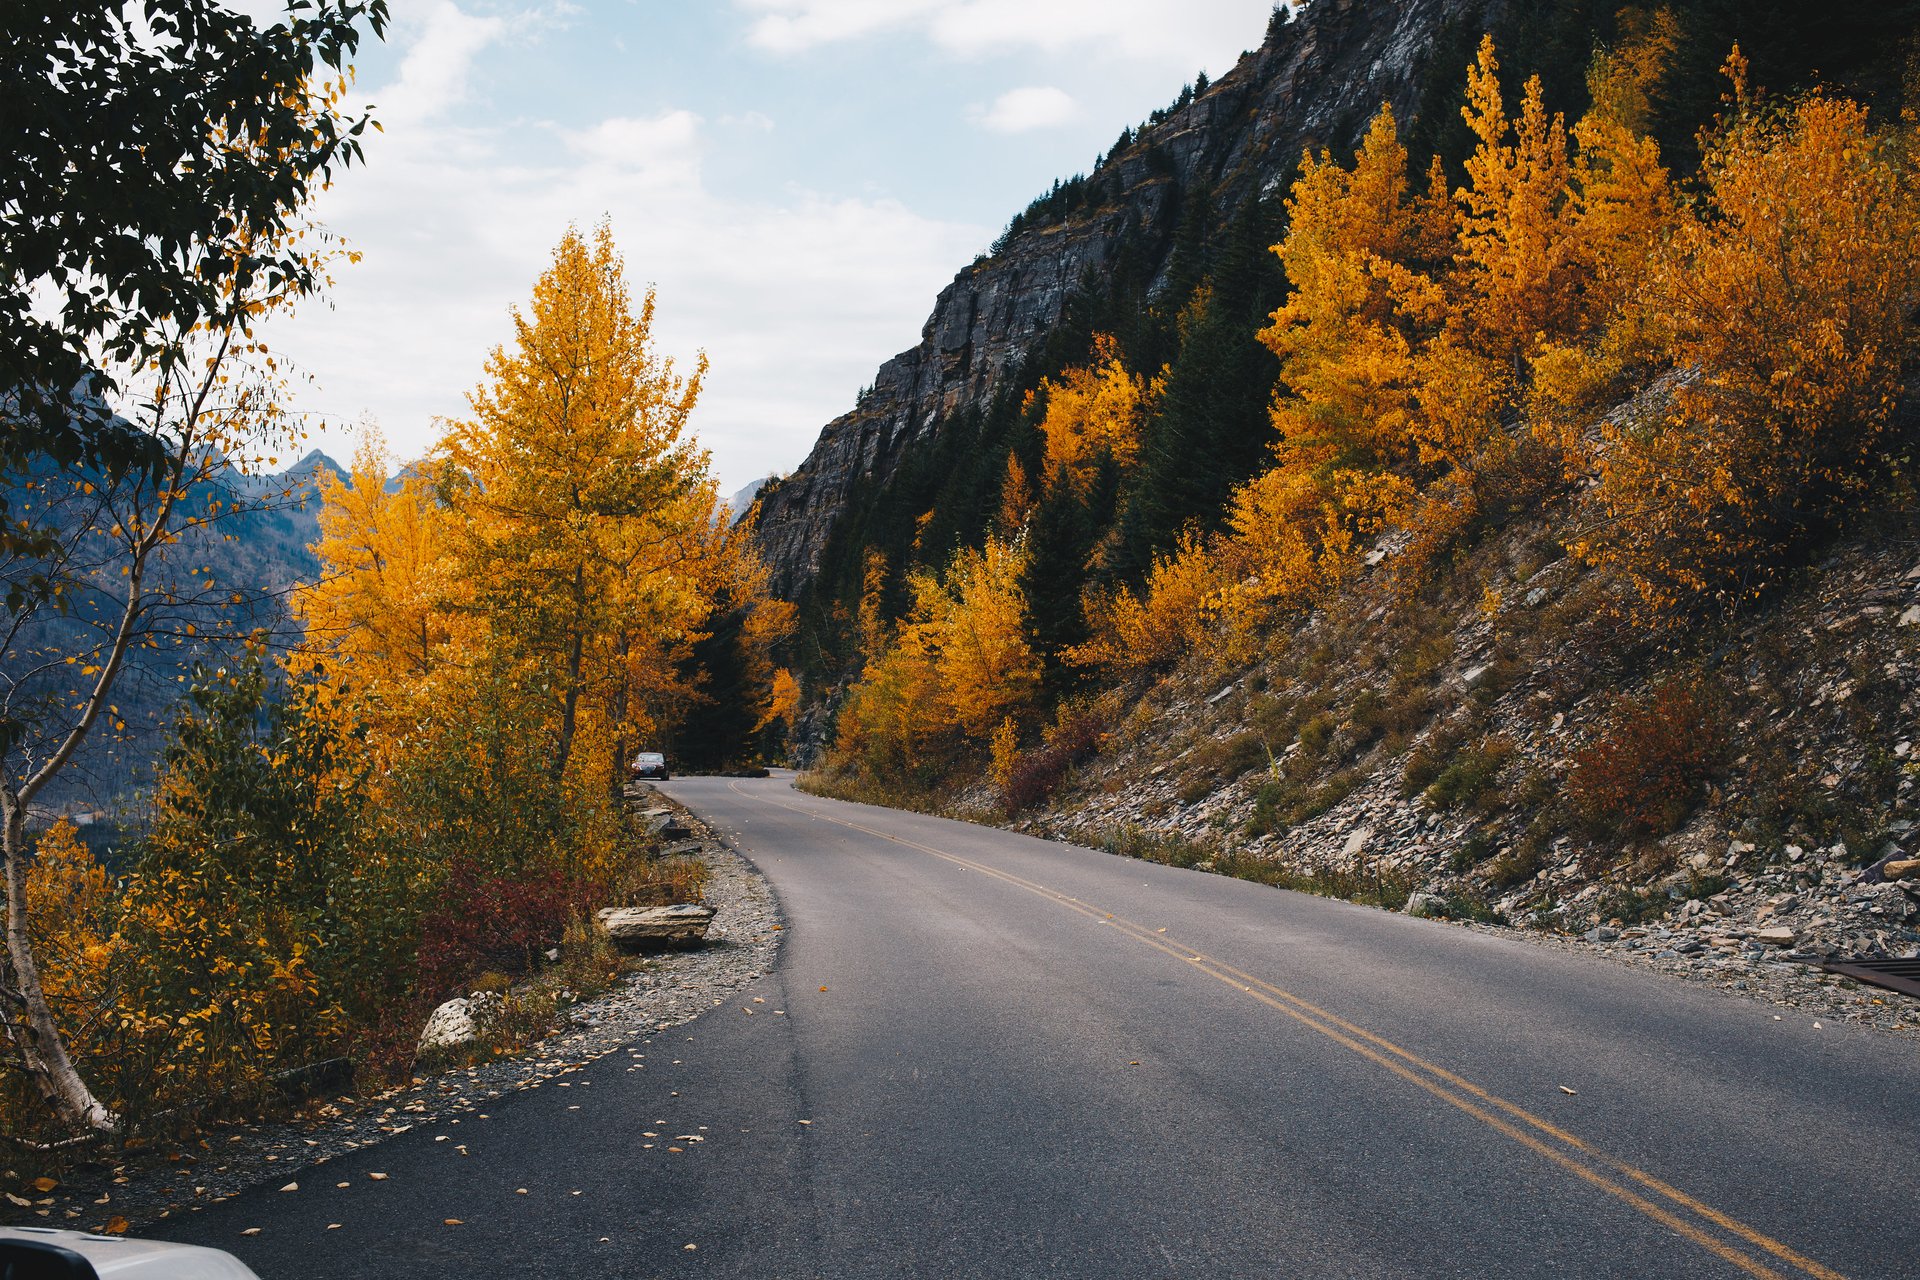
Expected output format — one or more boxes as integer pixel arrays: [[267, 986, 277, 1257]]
[[3, 789, 782, 1235]]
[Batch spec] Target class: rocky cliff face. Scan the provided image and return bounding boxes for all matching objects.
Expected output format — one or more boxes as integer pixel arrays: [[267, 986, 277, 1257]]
[[751, 0, 1485, 598]]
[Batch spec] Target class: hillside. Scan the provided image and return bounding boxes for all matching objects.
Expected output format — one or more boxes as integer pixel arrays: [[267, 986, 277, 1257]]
[[27, 449, 346, 817], [751, 0, 1468, 600], [751, 0, 1920, 616], [754, 0, 1920, 998]]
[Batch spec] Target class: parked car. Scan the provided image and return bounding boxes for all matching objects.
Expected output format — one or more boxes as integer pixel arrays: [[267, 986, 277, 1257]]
[[630, 751, 670, 781], [0, 1226, 260, 1278]]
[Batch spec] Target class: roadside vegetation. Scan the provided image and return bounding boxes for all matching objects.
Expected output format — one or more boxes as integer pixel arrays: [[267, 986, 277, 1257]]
[[801, 26, 1920, 921], [2, 11, 791, 1150]]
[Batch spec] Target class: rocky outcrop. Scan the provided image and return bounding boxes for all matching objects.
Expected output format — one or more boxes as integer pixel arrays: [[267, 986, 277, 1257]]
[[597, 903, 716, 951], [751, 0, 1486, 598]]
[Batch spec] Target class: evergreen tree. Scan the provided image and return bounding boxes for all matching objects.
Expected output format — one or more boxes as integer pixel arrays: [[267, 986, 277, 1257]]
[[1111, 196, 1286, 577], [673, 594, 763, 770]]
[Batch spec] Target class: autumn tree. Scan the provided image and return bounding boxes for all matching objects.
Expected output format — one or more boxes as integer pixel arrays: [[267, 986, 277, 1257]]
[[1575, 64, 1920, 611], [1, 1, 386, 573], [1028, 335, 1151, 492], [1, 245, 338, 1135], [437, 224, 714, 790], [296, 432, 454, 725], [833, 537, 1040, 777]]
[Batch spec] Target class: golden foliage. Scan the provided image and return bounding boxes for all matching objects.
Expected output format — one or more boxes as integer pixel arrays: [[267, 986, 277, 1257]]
[[1575, 84, 1920, 611], [1068, 531, 1228, 676], [833, 537, 1041, 773], [1028, 335, 1154, 490]]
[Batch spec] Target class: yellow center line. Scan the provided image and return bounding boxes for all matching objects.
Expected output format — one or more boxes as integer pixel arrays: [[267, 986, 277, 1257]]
[[727, 782, 1845, 1280]]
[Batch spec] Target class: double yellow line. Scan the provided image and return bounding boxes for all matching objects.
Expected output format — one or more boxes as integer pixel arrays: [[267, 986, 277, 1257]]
[[730, 782, 1845, 1280]]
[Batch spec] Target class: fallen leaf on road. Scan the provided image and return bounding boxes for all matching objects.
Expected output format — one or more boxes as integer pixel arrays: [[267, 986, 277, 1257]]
[[797, 1119, 812, 1126], [1558, 1086, 1577, 1096], [516, 1189, 528, 1195], [444, 1219, 464, 1226], [240, 1228, 261, 1237], [367, 1173, 389, 1181], [818, 986, 828, 992], [29, 1178, 57, 1193], [101, 1217, 129, 1235], [1156, 928, 1166, 933], [5, 1194, 30, 1208], [1128, 1061, 1140, 1066], [279, 1182, 298, 1192], [684, 1244, 697, 1251], [336, 1182, 350, 1188]]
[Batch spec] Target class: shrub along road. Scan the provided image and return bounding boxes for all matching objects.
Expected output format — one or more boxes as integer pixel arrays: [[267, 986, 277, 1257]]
[[158, 774, 1918, 1278]]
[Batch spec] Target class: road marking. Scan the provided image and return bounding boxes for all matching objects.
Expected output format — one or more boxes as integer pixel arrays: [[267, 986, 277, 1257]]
[[727, 780, 1846, 1280]]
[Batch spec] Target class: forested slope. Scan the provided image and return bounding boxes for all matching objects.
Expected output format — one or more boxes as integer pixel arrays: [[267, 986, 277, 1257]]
[[759, 0, 1920, 967]]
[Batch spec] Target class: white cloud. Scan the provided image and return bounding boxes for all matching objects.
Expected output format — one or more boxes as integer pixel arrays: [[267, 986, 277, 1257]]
[[738, 0, 938, 54], [563, 111, 705, 190], [253, 4, 986, 497], [974, 86, 1078, 133], [371, 1, 505, 126], [737, 0, 1273, 72]]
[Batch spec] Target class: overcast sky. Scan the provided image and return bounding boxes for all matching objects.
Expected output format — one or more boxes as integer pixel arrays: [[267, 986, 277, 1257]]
[[249, 0, 1278, 498]]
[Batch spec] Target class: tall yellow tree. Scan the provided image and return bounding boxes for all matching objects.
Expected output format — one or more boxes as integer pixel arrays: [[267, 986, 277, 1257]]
[[437, 224, 714, 786], [297, 432, 455, 724], [1028, 335, 1154, 491]]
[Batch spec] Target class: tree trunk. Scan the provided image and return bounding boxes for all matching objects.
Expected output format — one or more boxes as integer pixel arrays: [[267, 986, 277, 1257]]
[[608, 631, 632, 799], [1, 789, 117, 1135], [551, 563, 588, 782]]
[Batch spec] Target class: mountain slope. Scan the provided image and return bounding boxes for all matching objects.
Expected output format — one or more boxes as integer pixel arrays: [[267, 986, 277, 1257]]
[[750, 0, 1475, 599]]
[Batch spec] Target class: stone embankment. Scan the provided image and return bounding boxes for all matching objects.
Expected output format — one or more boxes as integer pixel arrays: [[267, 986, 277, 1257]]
[[1020, 541, 1920, 1042]]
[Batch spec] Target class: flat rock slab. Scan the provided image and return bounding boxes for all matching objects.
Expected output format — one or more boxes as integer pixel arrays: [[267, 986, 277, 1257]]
[[598, 903, 715, 951], [643, 814, 694, 840]]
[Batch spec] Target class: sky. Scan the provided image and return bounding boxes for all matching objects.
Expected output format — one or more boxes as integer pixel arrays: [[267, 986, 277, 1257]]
[[244, 0, 1280, 499]]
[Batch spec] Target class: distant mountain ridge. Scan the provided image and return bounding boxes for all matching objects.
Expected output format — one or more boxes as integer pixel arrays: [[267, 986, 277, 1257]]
[[749, 0, 1472, 598]]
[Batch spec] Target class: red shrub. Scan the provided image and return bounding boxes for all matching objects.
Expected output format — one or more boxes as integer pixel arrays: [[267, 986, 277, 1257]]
[[414, 860, 584, 1002], [1565, 677, 1731, 840], [1003, 712, 1103, 815]]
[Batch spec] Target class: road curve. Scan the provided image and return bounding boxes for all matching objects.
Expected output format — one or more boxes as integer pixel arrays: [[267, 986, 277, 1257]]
[[160, 774, 1919, 1278]]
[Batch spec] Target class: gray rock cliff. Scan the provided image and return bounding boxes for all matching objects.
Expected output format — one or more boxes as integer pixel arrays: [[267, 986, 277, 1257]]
[[750, 0, 1487, 599]]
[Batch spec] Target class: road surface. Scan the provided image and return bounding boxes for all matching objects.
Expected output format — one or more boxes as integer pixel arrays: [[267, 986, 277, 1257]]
[[159, 774, 1920, 1278]]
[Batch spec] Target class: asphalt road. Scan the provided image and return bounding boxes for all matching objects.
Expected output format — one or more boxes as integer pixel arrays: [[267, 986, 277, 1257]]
[[159, 774, 1920, 1279]]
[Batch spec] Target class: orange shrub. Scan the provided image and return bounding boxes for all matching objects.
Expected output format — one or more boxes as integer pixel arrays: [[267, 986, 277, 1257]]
[[1565, 677, 1731, 839]]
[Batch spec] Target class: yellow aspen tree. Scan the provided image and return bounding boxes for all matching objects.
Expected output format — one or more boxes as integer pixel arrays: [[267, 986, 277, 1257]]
[[1454, 37, 1582, 368], [934, 538, 1042, 738], [1577, 76, 1920, 613], [1262, 106, 1448, 473], [1067, 530, 1226, 676], [438, 223, 711, 785], [1028, 334, 1152, 489], [297, 432, 454, 709]]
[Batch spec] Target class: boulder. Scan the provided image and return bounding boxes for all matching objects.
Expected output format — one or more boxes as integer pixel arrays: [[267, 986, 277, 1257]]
[[419, 998, 477, 1053], [598, 903, 715, 951], [1404, 892, 1447, 919], [1884, 858, 1920, 881], [643, 813, 694, 840], [1754, 925, 1798, 947]]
